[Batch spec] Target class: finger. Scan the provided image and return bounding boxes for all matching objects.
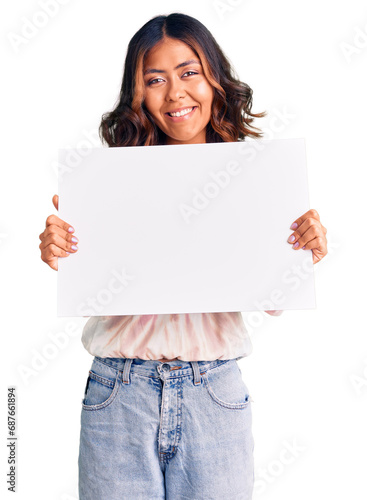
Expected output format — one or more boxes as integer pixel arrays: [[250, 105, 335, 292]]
[[289, 208, 320, 230], [312, 248, 327, 264], [302, 236, 326, 252], [39, 228, 78, 253], [52, 194, 59, 211], [45, 214, 74, 234], [289, 225, 320, 249], [288, 218, 319, 246], [40, 243, 71, 270]]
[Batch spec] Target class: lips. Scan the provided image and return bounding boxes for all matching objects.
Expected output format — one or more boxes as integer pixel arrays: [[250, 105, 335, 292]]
[[165, 106, 197, 116], [165, 106, 198, 122]]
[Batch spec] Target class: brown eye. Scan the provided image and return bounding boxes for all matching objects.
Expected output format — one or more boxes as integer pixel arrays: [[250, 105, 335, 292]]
[[147, 78, 163, 86]]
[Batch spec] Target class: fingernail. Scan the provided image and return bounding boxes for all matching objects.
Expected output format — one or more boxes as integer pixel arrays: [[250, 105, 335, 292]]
[[292, 242, 300, 249], [66, 252, 71, 254], [302, 246, 306, 249], [290, 223, 298, 229], [71, 245, 78, 251], [288, 234, 296, 242], [68, 227, 74, 233], [71, 236, 78, 243]]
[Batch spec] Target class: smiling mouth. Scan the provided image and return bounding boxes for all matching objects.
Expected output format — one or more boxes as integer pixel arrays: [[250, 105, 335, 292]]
[[165, 106, 197, 120]]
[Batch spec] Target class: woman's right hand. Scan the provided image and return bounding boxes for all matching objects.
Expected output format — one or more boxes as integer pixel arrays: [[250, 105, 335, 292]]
[[39, 194, 79, 271]]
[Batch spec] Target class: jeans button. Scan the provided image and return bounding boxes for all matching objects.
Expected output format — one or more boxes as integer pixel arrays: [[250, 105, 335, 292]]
[[161, 363, 170, 372]]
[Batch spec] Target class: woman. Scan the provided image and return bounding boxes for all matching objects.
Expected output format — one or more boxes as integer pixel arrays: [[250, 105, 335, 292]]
[[39, 12, 328, 500]]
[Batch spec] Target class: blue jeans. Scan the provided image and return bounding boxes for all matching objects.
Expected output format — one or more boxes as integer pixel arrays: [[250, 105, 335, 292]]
[[78, 356, 254, 499]]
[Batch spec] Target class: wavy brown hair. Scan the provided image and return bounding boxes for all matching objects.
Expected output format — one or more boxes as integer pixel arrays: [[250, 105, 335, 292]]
[[99, 12, 266, 147]]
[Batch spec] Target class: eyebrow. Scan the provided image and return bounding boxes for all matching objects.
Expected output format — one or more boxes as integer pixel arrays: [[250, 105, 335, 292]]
[[143, 59, 201, 76]]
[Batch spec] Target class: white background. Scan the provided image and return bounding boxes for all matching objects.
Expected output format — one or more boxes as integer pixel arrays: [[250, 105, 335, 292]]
[[1, 0, 366, 498]]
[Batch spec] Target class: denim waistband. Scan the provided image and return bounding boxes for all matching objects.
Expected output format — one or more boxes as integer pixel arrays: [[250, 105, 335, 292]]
[[93, 356, 239, 386]]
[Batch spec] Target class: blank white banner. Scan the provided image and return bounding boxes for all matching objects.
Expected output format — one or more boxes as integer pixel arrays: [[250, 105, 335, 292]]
[[57, 138, 316, 316]]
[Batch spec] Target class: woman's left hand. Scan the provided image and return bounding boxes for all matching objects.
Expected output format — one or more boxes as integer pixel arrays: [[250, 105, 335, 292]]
[[287, 209, 328, 264]]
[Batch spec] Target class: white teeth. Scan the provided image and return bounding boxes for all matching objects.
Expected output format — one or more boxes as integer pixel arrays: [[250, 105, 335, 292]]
[[168, 107, 194, 117]]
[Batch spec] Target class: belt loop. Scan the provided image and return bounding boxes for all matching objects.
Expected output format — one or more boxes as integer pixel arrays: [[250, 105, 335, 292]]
[[190, 361, 202, 386], [122, 358, 133, 384]]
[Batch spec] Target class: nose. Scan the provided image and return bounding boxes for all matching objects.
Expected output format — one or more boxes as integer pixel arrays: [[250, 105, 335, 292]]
[[165, 76, 186, 102]]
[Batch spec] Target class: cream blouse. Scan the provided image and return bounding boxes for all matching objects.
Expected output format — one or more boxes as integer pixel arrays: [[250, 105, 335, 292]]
[[81, 310, 283, 362]]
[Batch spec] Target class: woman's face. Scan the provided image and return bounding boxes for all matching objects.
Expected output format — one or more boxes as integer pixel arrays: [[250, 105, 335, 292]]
[[143, 37, 215, 145]]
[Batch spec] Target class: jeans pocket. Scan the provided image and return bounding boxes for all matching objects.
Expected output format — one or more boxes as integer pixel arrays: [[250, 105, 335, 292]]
[[202, 360, 252, 410], [82, 359, 121, 411]]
